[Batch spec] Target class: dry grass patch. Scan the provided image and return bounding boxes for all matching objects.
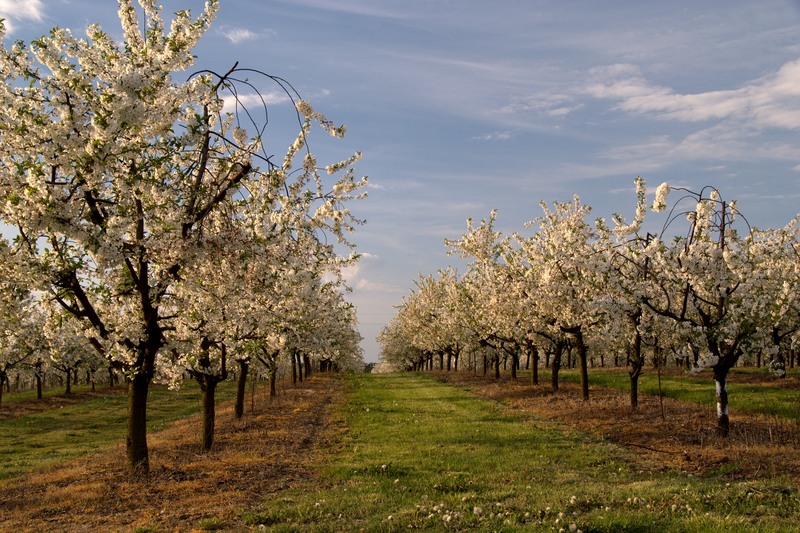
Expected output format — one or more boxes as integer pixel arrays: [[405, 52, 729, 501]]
[[437, 371, 800, 484], [0, 375, 345, 532]]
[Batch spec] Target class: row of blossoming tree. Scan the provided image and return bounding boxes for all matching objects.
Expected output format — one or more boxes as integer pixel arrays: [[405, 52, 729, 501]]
[[0, 0, 367, 475], [379, 177, 800, 437]]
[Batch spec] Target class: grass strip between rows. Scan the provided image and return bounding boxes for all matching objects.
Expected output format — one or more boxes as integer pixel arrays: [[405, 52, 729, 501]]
[[245, 372, 799, 532], [0, 382, 236, 480]]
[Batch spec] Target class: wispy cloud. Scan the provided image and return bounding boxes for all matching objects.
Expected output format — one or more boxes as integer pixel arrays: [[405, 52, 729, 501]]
[[0, 0, 44, 32], [499, 93, 584, 119], [472, 131, 512, 141], [221, 91, 292, 114], [586, 60, 800, 129], [281, 0, 413, 20], [217, 25, 274, 44]]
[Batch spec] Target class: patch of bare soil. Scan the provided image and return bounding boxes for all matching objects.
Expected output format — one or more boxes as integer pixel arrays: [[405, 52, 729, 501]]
[[0, 374, 346, 532], [437, 370, 800, 486]]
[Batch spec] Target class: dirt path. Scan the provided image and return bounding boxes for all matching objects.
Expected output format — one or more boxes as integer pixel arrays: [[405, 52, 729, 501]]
[[0, 374, 347, 532]]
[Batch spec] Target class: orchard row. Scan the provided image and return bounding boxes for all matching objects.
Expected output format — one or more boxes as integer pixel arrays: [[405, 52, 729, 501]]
[[0, 1, 366, 475], [380, 178, 799, 437]]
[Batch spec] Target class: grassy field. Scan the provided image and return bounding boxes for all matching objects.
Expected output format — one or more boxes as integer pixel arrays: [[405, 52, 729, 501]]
[[1, 382, 103, 404], [245, 372, 799, 532], [1, 372, 798, 531], [0, 381, 236, 480], [556, 367, 800, 421]]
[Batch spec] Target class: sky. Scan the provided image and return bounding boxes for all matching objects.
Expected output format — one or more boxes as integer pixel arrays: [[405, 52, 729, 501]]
[[3, 0, 800, 363]]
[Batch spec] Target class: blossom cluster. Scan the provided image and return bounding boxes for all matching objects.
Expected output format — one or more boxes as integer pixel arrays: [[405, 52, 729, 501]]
[[0, 1, 367, 394]]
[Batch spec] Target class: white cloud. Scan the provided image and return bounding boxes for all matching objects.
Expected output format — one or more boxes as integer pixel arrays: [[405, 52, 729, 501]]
[[221, 91, 292, 114], [280, 0, 412, 20], [499, 93, 584, 119], [0, 0, 44, 32], [586, 59, 800, 130], [354, 278, 403, 293], [218, 26, 273, 44], [472, 131, 512, 141]]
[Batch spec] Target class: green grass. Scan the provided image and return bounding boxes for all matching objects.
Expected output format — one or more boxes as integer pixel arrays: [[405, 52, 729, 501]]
[[1, 382, 105, 404], [0, 381, 236, 479], [245, 372, 800, 532], [556, 368, 800, 421]]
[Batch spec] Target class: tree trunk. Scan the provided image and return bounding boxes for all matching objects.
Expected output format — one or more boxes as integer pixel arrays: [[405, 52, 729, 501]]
[[269, 370, 277, 399], [563, 326, 589, 401], [234, 359, 248, 420], [551, 351, 561, 392], [291, 352, 297, 385], [578, 338, 589, 401], [629, 369, 641, 410], [510, 352, 518, 380], [629, 328, 644, 410], [713, 366, 730, 437], [494, 353, 500, 379], [297, 352, 304, 383], [200, 377, 218, 451], [126, 372, 151, 474], [0, 373, 5, 406], [35, 365, 43, 400]]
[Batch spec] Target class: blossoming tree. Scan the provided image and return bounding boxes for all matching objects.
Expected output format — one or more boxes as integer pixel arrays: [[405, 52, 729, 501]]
[[628, 183, 775, 436], [0, 0, 366, 473]]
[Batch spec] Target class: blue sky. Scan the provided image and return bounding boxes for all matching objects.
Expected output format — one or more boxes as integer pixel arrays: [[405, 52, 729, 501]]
[[3, 1, 800, 362]]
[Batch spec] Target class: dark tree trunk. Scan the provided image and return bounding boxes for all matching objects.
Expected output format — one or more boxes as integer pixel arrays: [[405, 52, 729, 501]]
[[510, 351, 518, 381], [629, 328, 644, 410], [494, 353, 500, 379], [551, 350, 561, 392], [35, 363, 43, 399], [629, 368, 641, 410], [562, 326, 589, 401], [199, 377, 218, 451], [296, 352, 303, 383], [577, 334, 589, 401], [269, 370, 277, 399], [126, 372, 151, 474], [234, 359, 248, 420], [713, 366, 730, 438], [291, 352, 297, 385], [65, 367, 72, 394]]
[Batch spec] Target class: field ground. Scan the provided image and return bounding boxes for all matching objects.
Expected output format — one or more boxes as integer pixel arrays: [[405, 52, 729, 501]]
[[0, 369, 798, 531], [439, 368, 800, 483]]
